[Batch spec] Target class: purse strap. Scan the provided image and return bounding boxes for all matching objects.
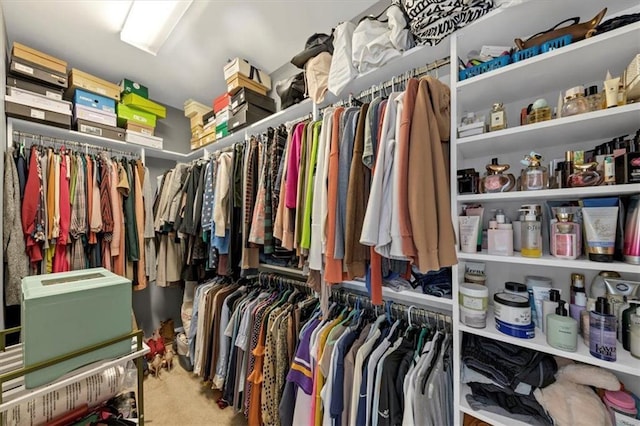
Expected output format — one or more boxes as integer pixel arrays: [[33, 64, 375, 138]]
[[525, 17, 580, 42]]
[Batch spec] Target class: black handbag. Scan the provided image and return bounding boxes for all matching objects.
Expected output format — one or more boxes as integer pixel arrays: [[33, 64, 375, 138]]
[[275, 72, 306, 110]]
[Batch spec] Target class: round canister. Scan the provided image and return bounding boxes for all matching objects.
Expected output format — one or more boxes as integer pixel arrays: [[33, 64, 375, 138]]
[[525, 275, 552, 289], [459, 283, 489, 328], [504, 281, 528, 297], [494, 292, 534, 339], [603, 390, 637, 424]]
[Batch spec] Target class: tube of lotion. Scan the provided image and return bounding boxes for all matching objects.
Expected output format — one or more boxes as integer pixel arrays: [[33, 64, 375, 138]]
[[582, 206, 618, 262], [459, 216, 480, 253], [604, 71, 620, 108], [466, 206, 484, 251]]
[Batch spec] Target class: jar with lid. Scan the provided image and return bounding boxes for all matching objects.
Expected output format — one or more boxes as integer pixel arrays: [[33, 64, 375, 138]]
[[584, 85, 603, 112], [490, 103, 507, 131], [561, 86, 589, 117], [520, 151, 548, 190]]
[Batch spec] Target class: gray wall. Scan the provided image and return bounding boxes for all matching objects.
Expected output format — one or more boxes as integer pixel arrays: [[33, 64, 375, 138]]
[[0, 3, 6, 330], [155, 104, 192, 154]]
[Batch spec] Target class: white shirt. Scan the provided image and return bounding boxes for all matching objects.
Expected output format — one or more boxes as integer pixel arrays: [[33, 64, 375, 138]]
[[350, 328, 382, 426]]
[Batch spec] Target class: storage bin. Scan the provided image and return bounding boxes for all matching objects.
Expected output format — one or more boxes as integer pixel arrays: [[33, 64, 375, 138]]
[[121, 93, 166, 118], [223, 57, 271, 90], [183, 99, 212, 118], [117, 103, 157, 127], [125, 130, 163, 149], [459, 55, 511, 81], [512, 45, 539, 63], [216, 122, 229, 139], [540, 35, 572, 53], [230, 87, 276, 113], [73, 88, 116, 113], [67, 68, 121, 101], [120, 78, 149, 98], [226, 73, 268, 96], [213, 92, 231, 113], [12, 42, 67, 75], [228, 102, 271, 131]]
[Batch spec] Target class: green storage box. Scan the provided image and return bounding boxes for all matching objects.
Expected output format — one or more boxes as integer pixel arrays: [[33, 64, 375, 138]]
[[21, 268, 132, 388], [117, 103, 157, 128], [216, 121, 229, 139], [122, 93, 166, 118], [120, 78, 148, 99]]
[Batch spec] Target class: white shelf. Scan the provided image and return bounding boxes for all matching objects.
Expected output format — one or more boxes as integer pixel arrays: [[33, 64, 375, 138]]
[[456, 19, 640, 112], [459, 311, 640, 376], [456, 103, 640, 158], [457, 250, 640, 274], [258, 263, 306, 278], [338, 280, 453, 313], [459, 384, 532, 426], [457, 183, 640, 202]]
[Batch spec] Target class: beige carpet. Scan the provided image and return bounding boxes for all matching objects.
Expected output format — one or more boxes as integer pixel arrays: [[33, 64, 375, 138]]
[[142, 361, 247, 426]]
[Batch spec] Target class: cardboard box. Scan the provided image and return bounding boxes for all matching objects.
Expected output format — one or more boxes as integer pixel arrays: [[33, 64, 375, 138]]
[[183, 99, 211, 118], [125, 130, 163, 150], [213, 92, 230, 113], [230, 87, 276, 113], [626, 54, 640, 102], [190, 136, 201, 150], [199, 126, 216, 148], [226, 73, 268, 96], [202, 110, 216, 127], [73, 88, 116, 114], [117, 103, 157, 127], [216, 122, 229, 139], [5, 98, 71, 129], [12, 42, 67, 75], [67, 68, 120, 101], [6, 76, 63, 100], [215, 107, 230, 126], [10, 58, 68, 88], [190, 115, 203, 129], [223, 58, 271, 90], [21, 268, 131, 388], [126, 121, 154, 136], [120, 78, 149, 98], [74, 104, 117, 127], [76, 119, 125, 141], [121, 93, 166, 118], [228, 102, 271, 131], [191, 125, 204, 140], [6, 86, 72, 115]]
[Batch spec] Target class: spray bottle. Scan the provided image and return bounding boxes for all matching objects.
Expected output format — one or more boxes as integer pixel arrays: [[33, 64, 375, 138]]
[[520, 207, 542, 258]]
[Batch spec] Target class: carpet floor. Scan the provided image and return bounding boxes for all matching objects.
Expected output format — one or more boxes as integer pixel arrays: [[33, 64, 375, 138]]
[[142, 362, 247, 426]]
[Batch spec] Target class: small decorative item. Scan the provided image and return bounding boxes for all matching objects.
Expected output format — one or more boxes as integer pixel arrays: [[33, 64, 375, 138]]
[[458, 112, 486, 138], [562, 86, 590, 117], [479, 158, 516, 193], [457, 168, 479, 194], [520, 152, 548, 190], [568, 162, 603, 187], [528, 98, 551, 124], [584, 85, 603, 112], [490, 102, 507, 131]]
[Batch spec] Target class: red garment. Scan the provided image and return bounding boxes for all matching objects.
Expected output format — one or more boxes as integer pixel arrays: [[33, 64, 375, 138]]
[[53, 155, 70, 272], [22, 146, 43, 265]]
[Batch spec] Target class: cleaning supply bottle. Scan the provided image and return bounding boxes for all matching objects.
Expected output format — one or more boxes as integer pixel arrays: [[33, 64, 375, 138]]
[[520, 207, 542, 258]]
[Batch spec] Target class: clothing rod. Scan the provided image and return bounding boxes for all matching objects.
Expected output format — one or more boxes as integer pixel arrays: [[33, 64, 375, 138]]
[[12, 130, 138, 158]]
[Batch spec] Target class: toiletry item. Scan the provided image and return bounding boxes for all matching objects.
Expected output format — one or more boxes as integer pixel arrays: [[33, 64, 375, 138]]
[[546, 300, 578, 352], [591, 271, 621, 299], [622, 301, 640, 351], [505, 282, 528, 297], [479, 158, 515, 193], [464, 262, 486, 285], [487, 210, 513, 256], [528, 289, 538, 330], [459, 216, 480, 253], [603, 391, 638, 426], [550, 210, 580, 260], [457, 169, 480, 194], [603, 155, 615, 185], [623, 195, 640, 265], [520, 208, 542, 258], [520, 152, 548, 190], [574, 150, 584, 166], [489, 102, 507, 131], [590, 296, 617, 362], [525, 275, 552, 289], [630, 307, 640, 359], [617, 70, 627, 106], [459, 283, 489, 328], [494, 292, 534, 339], [570, 273, 585, 304], [561, 86, 589, 117], [582, 297, 596, 344], [584, 85, 602, 112], [556, 92, 563, 118], [570, 291, 587, 323], [465, 205, 485, 251], [604, 71, 621, 108], [532, 286, 555, 331], [604, 279, 640, 317], [582, 206, 619, 262], [568, 162, 602, 187], [542, 288, 561, 333], [562, 151, 574, 188], [616, 297, 631, 344]]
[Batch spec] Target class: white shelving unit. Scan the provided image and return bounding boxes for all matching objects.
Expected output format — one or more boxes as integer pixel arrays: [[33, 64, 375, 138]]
[[339, 280, 453, 313], [450, 1, 640, 424]]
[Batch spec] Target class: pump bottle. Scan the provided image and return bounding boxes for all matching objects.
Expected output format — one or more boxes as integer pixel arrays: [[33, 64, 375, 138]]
[[520, 208, 542, 258]]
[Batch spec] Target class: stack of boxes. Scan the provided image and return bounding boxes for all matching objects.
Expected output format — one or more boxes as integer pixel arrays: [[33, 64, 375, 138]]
[[5, 42, 73, 128], [118, 79, 166, 149], [213, 92, 230, 140], [184, 99, 213, 150]]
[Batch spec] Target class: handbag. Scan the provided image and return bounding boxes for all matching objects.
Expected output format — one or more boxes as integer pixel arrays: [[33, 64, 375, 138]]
[[395, 0, 494, 46], [275, 72, 306, 110]]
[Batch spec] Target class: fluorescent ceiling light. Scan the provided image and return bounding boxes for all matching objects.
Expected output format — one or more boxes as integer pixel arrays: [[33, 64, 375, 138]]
[[120, 0, 193, 55]]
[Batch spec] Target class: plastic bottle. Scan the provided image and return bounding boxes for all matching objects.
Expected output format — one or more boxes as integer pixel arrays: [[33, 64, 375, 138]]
[[520, 208, 542, 258], [590, 296, 617, 362]]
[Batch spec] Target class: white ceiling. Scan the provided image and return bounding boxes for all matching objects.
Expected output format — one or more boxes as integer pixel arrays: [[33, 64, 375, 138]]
[[2, 0, 380, 109]]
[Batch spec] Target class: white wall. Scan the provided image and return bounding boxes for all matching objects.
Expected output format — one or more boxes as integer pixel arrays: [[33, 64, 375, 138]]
[[1, 2, 7, 330]]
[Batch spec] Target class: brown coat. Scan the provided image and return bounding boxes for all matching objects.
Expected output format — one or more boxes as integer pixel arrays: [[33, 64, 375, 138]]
[[407, 77, 457, 272]]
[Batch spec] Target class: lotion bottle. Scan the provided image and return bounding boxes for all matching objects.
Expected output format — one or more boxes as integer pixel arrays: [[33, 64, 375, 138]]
[[590, 296, 617, 362], [488, 209, 514, 256], [547, 300, 578, 352], [520, 208, 542, 258], [542, 289, 561, 334], [550, 210, 580, 260]]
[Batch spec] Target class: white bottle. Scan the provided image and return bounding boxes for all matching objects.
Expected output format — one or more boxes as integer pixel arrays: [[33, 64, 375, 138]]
[[488, 210, 514, 256]]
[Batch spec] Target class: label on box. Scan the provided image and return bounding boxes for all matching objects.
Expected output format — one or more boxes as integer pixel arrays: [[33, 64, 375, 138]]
[[30, 108, 45, 120], [80, 123, 103, 137], [133, 114, 148, 123], [45, 90, 63, 100], [15, 62, 33, 75]]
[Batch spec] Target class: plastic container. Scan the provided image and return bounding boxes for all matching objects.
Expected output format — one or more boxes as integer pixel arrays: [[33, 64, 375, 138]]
[[494, 292, 534, 338], [603, 390, 638, 425], [512, 45, 540, 63], [459, 55, 511, 81], [459, 283, 489, 328], [540, 35, 573, 53]]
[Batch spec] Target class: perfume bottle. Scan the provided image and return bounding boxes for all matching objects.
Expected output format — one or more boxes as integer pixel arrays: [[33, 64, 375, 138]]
[[590, 296, 617, 362], [520, 151, 548, 190], [550, 210, 581, 260], [561, 86, 589, 117], [520, 207, 542, 258], [490, 103, 507, 131], [457, 169, 479, 194], [584, 85, 603, 112], [568, 162, 603, 187], [479, 158, 516, 193]]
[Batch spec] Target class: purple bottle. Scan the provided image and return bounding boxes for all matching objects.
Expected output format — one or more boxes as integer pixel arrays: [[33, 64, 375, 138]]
[[590, 297, 617, 361]]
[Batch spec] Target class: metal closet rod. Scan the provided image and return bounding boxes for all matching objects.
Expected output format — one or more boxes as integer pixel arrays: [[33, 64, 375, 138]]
[[12, 130, 139, 158]]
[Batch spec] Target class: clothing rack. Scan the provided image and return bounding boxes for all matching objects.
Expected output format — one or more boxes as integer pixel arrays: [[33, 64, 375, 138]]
[[258, 271, 311, 292], [12, 130, 139, 158]]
